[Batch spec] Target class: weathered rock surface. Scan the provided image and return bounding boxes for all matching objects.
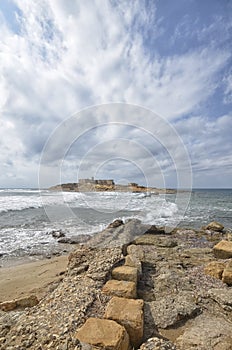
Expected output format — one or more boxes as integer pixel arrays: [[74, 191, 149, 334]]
[[222, 259, 232, 285], [213, 240, 232, 259], [146, 292, 200, 328], [176, 314, 232, 349], [139, 337, 176, 350], [204, 261, 226, 279], [76, 317, 129, 350], [104, 296, 144, 348], [127, 244, 145, 261], [102, 279, 137, 299], [208, 288, 232, 312], [206, 221, 224, 232], [1, 221, 232, 350], [87, 219, 150, 247], [0, 246, 121, 349], [58, 234, 91, 244]]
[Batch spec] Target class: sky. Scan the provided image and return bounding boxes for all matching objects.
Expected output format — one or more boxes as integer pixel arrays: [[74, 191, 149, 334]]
[[0, 0, 231, 189]]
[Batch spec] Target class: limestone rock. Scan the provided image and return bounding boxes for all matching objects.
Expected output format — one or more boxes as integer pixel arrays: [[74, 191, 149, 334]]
[[104, 296, 144, 348], [0, 295, 38, 312], [147, 292, 200, 328], [76, 317, 129, 350], [208, 288, 232, 311], [127, 244, 145, 261], [125, 254, 142, 274], [204, 261, 226, 280], [206, 221, 224, 232], [222, 259, 232, 285], [134, 235, 177, 248], [112, 266, 138, 284], [139, 337, 176, 350], [176, 314, 232, 349], [102, 279, 137, 299], [213, 240, 232, 259], [87, 219, 149, 248]]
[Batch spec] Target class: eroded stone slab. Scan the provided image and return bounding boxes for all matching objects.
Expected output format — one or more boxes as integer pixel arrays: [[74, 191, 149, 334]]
[[104, 296, 144, 348]]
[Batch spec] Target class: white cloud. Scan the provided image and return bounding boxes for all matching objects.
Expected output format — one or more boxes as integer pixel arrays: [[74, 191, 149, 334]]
[[0, 1, 231, 187]]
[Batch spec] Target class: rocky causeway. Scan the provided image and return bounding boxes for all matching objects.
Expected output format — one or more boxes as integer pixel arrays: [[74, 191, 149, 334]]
[[0, 219, 232, 349]]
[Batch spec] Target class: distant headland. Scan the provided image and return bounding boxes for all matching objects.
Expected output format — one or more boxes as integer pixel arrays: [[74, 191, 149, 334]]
[[49, 178, 177, 194]]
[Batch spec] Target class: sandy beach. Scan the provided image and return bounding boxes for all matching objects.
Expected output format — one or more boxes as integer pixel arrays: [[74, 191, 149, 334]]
[[0, 255, 68, 302]]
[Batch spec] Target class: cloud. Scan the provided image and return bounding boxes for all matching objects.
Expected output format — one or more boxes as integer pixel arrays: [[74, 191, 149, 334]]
[[0, 0, 231, 187]]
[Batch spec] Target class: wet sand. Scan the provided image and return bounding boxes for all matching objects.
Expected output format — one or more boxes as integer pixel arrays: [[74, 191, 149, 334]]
[[0, 255, 68, 302]]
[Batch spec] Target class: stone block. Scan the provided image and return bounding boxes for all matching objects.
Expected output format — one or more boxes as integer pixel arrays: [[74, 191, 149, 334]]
[[213, 240, 232, 259], [102, 279, 136, 299], [112, 266, 138, 284], [104, 296, 144, 348], [127, 244, 144, 261], [222, 259, 232, 285], [204, 261, 226, 280], [76, 317, 129, 350], [125, 254, 142, 274]]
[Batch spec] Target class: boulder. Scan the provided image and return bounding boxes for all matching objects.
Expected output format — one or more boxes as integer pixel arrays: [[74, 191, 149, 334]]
[[139, 337, 176, 350], [107, 219, 124, 229], [176, 314, 232, 349], [75, 317, 129, 350], [112, 266, 138, 284], [204, 261, 226, 280], [102, 280, 137, 299], [206, 221, 224, 232], [104, 296, 144, 348], [146, 292, 200, 328], [222, 259, 232, 285], [213, 240, 232, 259]]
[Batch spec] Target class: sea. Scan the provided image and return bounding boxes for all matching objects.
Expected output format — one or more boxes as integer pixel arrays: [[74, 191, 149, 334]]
[[0, 189, 231, 263]]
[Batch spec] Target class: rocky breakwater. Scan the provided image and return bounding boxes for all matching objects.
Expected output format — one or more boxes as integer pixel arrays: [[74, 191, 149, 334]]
[[1, 219, 232, 349]]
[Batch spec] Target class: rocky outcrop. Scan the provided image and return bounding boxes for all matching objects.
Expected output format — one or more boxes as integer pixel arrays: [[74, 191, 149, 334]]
[[87, 219, 150, 247], [1, 221, 232, 350], [146, 292, 200, 329], [176, 314, 232, 349]]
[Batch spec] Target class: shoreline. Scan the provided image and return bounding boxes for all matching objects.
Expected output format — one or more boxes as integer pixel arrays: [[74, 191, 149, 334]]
[[0, 219, 232, 349], [0, 255, 68, 302]]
